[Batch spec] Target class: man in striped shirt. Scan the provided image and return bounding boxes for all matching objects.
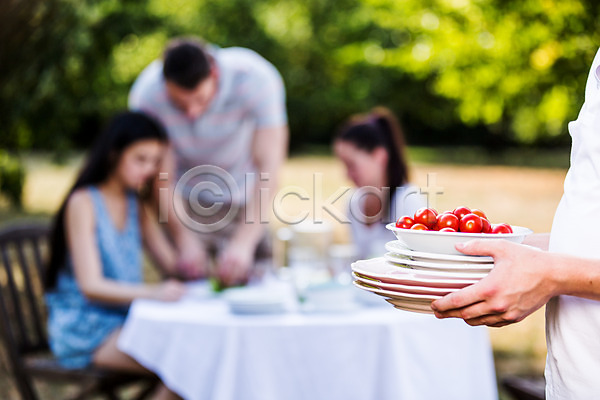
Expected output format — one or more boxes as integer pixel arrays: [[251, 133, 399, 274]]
[[129, 37, 288, 286]]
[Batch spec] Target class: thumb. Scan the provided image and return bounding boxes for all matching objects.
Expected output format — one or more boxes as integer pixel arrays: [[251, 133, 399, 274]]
[[455, 239, 503, 258]]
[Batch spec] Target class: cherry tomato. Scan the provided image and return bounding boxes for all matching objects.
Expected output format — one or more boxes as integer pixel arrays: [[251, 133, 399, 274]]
[[436, 213, 459, 231], [481, 218, 492, 233], [410, 223, 429, 230], [491, 223, 513, 234], [452, 206, 471, 221], [439, 227, 456, 233], [471, 209, 487, 220], [396, 216, 414, 229], [414, 207, 438, 229], [459, 213, 483, 233]]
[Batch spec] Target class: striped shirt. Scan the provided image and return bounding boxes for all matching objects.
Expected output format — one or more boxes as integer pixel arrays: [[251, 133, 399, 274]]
[[128, 46, 287, 204]]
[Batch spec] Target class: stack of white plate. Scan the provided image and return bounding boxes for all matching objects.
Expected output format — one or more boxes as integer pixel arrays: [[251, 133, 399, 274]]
[[351, 224, 533, 314]]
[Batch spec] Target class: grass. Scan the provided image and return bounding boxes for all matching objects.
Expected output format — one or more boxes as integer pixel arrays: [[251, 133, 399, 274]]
[[0, 149, 568, 399]]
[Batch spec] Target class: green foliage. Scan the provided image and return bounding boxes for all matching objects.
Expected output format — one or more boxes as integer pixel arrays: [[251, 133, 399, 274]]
[[1, 0, 599, 152], [352, 0, 600, 144], [0, 152, 25, 207], [0, 0, 164, 151]]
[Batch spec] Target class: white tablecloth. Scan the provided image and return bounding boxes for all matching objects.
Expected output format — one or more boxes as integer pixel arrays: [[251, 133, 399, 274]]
[[118, 283, 498, 400]]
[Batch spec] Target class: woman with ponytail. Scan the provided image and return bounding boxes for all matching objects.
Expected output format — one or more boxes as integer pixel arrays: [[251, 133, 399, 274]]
[[334, 107, 425, 259], [46, 111, 184, 399]]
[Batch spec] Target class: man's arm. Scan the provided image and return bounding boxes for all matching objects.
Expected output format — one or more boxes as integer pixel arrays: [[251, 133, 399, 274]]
[[216, 124, 289, 285], [431, 239, 600, 327], [139, 199, 179, 278], [154, 146, 209, 279]]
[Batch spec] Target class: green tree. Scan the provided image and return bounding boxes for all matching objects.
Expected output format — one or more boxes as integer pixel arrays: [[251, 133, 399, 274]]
[[335, 0, 600, 143], [2, 0, 599, 153], [0, 0, 163, 153]]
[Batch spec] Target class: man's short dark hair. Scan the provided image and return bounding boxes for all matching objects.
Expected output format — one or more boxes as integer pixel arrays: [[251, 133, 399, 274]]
[[163, 38, 212, 90]]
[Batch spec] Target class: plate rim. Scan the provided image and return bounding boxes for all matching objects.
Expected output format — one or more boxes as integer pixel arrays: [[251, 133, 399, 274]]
[[383, 252, 494, 271], [385, 298, 435, 314], [352, 272, 457, 295], [384, 240, 494, 263], [351, 258, 481, 286], [353, 279, 443, 301], [382, 260, 488, 279]]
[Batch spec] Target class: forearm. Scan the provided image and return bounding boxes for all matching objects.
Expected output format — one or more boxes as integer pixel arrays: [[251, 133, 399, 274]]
[[153, 145, 193, 252], [141, 203, 178, 276], [551, 253, 600, 301], [145, 236, 178, 277], [232, 178, 277, 247], [79, 279, 157, 305], [234, 124, 288, 248], [164, 186, 199, 252], [231, 156, 282, 248]]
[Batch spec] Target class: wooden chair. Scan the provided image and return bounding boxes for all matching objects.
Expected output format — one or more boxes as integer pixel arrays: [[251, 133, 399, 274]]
[[502, 375, 546, 400], [0, 223, 158, 400]]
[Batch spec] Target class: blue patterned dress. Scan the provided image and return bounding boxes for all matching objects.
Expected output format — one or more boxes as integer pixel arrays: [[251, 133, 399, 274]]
[[46, 186, 143, 368]]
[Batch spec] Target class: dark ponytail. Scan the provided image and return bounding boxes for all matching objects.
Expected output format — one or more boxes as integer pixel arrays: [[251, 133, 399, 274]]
[[45, 111, 168, 290], [335, 106, 410, 191]]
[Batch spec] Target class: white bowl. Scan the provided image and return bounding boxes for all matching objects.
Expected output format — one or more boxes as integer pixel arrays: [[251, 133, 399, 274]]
[[385, 223, 533, 255], [223, 287, 286, 314]]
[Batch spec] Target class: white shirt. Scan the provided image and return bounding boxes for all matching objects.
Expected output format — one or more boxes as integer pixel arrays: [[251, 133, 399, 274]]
[[350, 185, 426, 259], [546, 48, 600, 399]]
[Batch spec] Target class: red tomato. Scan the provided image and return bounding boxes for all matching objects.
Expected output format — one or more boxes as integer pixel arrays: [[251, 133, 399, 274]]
[[414, 207, 438, 229], [459, 213, 483, 233], [481, 218, 492, 233], [436, 213, 459, 231], [439, 227, 456, 232], [452, 206, 471, 221], [410, 223, 429, 230], [491, 223, 513, 234], [396, 216, 414, 229], [471, 209, 487, 220]]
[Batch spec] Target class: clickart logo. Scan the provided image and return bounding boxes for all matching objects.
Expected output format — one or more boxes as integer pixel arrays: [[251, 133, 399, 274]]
[[172, 165, 241, 233], [158, 167, 443, 233]]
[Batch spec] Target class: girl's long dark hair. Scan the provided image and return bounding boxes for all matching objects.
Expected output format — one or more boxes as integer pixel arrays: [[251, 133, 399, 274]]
[[45, 111, 168, 290], [335, 106, 410, 191]]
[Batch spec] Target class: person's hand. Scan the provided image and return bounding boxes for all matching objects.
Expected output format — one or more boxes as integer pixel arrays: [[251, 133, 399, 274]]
[[152, 279, 187, 302], [176, 234, 209, 280], [216, 239, 255, 288], [431, 239, 558, 327]]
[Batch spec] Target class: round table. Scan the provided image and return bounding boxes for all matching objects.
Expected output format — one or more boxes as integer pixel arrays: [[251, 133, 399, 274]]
[[118, 281, 498, 400]]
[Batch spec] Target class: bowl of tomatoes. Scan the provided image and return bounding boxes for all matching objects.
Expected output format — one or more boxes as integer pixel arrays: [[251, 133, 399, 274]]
[[387, 206, 533, 255]]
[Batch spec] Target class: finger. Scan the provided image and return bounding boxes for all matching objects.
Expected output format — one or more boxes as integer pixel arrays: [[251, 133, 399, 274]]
[[489, 321, 511, 328], [464, 314, 506, 327], [217, 265, 231, 284], [230, 260, 249, 286], [431, 282, 486, 313], [218, 259, 235, 285], [452, 298, 500, 320], [454, 239, 506, 258], [232, 265, 249, 286], [187, 267, 201, 280]]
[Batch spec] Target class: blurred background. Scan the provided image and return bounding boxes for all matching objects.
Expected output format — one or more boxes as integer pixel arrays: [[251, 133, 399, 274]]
[[1, 0, 599, 398]]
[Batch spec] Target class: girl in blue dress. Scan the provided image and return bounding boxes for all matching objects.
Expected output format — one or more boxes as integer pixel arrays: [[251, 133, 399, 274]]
[[45, 111, 185, 400]]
